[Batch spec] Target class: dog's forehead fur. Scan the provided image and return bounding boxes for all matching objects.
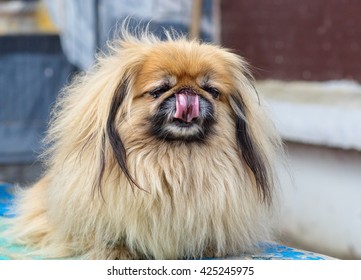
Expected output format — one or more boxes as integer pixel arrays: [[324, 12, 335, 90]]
[[130, 40, 238, 96]]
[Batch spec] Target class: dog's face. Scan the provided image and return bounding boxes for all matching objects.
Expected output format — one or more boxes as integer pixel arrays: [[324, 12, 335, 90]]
[[103, 38, 277, 203], [127, 41, 241, 142], [144, 72, 216, 142]]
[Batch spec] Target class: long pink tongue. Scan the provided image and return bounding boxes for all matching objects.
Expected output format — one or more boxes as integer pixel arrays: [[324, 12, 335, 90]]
[[174, 89, 199, 123]]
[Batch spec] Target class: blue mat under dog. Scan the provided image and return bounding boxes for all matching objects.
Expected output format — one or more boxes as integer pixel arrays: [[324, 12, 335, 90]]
[[0, 183, 333, 260]]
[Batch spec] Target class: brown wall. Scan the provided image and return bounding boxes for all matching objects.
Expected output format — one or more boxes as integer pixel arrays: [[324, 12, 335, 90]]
[[221, 0, 361, 82]]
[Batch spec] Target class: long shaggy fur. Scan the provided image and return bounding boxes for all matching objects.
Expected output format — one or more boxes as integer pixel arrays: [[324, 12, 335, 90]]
[[5, 30, 282, 259]]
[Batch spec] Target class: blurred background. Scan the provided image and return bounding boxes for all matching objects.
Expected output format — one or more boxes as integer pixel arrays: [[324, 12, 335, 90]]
[[0, 0, 360, 259]]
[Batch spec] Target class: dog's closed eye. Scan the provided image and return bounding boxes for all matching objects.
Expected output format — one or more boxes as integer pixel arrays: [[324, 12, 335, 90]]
[[202, 85, 220, 99], [149, 84, 171, 99]]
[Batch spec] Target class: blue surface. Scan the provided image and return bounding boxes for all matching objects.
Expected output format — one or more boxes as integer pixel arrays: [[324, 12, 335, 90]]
[[0, 183, 13, 217], [243, 243, 329, 260], [0, 183, 333, 260]]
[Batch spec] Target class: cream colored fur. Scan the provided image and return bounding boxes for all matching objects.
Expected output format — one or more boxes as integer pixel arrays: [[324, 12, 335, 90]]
[[5, 31, 282, 259]]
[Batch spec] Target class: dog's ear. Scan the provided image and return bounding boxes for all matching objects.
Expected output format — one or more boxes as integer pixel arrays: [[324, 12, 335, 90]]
[[229, 92, 273, 204], [100, 78, 143, 192]]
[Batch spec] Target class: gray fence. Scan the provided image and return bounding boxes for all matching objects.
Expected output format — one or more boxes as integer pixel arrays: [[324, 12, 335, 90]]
[[0, 35, 76, 184]]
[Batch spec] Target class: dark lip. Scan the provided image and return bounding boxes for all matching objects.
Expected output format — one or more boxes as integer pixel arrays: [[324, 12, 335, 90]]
[[172, 118, 198, 128]]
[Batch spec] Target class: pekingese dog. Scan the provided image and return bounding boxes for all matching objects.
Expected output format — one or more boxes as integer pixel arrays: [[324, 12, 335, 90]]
[[7, 30, 282, 259]]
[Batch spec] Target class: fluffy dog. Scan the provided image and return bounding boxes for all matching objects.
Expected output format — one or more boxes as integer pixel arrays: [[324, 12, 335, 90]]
[[7, 30, 282, 259]]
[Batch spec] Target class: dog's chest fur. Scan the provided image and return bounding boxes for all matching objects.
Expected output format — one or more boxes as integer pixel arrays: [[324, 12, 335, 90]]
[[97, 140, 264, 259]]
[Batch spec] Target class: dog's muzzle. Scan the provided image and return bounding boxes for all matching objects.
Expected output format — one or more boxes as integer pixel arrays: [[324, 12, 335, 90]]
[[149, 87, 215, 142]]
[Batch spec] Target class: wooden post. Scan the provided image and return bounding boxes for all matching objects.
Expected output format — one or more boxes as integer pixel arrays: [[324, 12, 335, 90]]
[[189, 0, 203, 40]]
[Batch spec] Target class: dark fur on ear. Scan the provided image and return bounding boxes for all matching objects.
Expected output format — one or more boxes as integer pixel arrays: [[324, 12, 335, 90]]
[[100, 79, 143, 192], [230, 94, 272, 205]]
